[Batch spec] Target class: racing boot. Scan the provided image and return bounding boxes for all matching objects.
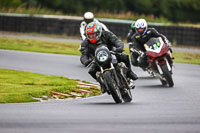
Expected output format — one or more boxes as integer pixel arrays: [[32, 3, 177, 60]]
[[127, 69, 138, 80]]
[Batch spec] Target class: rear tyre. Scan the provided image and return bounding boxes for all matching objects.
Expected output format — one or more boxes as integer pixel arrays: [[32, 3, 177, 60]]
[[161, 64, 174, 87], [104, 71, 123, 104]]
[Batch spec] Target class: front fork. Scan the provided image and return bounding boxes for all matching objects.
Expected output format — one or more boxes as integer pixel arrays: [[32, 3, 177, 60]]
[[110, 63, 121, 87], [155, 57, 172, 75], [98, 63, 121, 93]]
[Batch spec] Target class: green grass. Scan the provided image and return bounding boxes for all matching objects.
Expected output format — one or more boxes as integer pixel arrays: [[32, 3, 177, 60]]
[[0, 37, 81, 56], [0, 69, 100, 103], [172, 52, 200, 65]]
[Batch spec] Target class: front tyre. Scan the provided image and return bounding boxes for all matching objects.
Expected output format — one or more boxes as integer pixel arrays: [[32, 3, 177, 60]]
[[160, 79, 167, 86], [161, 64, 174, 87], [122, 89, 132, 103], [104, 71, 123, 104], [120, 71, 132, 103]]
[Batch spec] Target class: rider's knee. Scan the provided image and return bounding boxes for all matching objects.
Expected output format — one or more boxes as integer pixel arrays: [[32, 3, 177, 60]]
[[138, 59, 148, 68], [131, 54, 138, 66], [131, 59, 138, 66]]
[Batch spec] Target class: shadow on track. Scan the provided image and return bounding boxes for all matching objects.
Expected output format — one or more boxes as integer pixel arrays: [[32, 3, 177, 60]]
[[80, 102, 140, 106], [138, 84, 170, 89], [138, 76, 156, 80]]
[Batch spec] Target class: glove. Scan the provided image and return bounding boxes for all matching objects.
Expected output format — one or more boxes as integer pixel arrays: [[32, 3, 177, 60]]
[[139, 50, 145, 56], [84, 59, 93, 67], [130, 48, 144, 56], [141, 52, 146, 57], [165, 39, 172, 47], [165, 40, 173, 53]]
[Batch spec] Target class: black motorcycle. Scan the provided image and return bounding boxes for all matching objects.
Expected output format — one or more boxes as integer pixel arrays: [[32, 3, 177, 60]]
[[93, 45, 134, 104]]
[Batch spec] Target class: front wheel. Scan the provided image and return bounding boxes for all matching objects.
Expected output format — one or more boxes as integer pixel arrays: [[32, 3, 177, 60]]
[[103, 71, 123, 104], [122, 89, 132, 103], [160, 79, 167, 86], [119, 70, 132, 103], [160, 64, 174, 87]]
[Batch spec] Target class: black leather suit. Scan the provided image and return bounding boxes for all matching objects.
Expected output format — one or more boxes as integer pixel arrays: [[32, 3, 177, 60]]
[[126, 29, 135, 43], [129, 28, 170, 68], [81, 30, 133, 80]]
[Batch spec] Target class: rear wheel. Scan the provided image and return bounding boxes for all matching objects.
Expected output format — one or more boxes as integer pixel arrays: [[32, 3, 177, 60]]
[[104, 71, 123, 104], [161, 64, 174, 87]]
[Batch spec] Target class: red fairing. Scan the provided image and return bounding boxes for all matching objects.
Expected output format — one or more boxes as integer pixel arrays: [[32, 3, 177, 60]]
[[146, 44, 169, 65], [158, 59, 166, 65], [146, 44, 169, 58]]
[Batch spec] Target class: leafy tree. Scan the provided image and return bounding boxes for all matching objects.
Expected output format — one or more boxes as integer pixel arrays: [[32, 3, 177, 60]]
[[0, 0, 23, 8], [1, 0, 200, 22]]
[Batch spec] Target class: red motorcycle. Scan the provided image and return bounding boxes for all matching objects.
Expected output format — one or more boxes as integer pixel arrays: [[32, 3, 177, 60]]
[[131, 37, 174, 87]]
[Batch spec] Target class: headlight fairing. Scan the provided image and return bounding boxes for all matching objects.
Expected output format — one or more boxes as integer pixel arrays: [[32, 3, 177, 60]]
[[96, 50, 109, 62]]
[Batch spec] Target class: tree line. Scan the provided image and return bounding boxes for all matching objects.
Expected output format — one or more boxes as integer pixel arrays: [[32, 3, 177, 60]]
[[0, 0, 200, 22]]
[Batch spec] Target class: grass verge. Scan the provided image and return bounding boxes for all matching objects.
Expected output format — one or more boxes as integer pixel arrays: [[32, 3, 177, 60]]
[[0, 69, 101, 103], [172, 52, 200, 65], [0, 37, 200, 65], [0, 37, 81, 56]]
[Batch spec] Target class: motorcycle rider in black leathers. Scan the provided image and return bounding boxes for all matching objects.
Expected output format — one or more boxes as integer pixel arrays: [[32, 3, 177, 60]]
[[79, 12, 109, 66], [126, 22, 135, 43], [129, 19, 172, 68], [81, 22, 138, 92]]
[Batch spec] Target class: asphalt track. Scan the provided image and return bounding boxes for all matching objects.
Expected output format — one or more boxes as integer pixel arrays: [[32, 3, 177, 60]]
[[0, 49, 200, 133]]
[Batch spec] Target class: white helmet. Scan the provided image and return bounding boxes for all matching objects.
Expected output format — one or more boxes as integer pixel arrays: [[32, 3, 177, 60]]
[[84, 12, 94, 24], [135, 19, 148, 36]]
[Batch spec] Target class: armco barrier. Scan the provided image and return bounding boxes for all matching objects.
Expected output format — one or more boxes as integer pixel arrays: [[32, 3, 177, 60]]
[[0, 14, 200, 46]]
